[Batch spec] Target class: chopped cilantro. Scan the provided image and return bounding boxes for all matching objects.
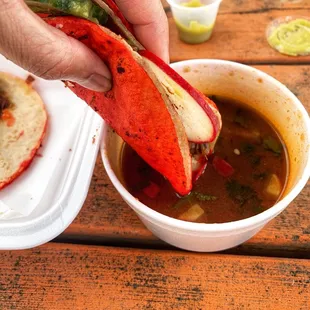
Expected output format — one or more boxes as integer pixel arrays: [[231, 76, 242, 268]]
[[240, 143, 261, 167], [226, 180, 262, 210], [241, 143, 255, 153], [234, 110, 248, 128], [192, 192, 217, 201], [263, 136, 282, 155], [250, 155, 261, 167], [172, 191, 217, 209], [251, 197, 264, 214]]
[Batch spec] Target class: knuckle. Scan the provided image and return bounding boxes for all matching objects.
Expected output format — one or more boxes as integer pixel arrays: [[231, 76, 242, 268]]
[[0, 0, 22, 13], [29, 36, 76, 80], [58, 38, 81, 76]]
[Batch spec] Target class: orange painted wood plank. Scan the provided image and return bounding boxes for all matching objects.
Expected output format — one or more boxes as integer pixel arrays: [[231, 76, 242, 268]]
[[161, 0, 310, 12], [0, 243, 310, 309], [168, 9, 310, 63], [62, 65, 310, 254]]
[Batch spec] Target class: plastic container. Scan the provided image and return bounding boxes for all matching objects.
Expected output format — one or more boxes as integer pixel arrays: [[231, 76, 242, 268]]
[[101, 59, 310, 252], [167, 0, 222, 44], [266, 16, 310, 56], [0, 54, 103, 250]]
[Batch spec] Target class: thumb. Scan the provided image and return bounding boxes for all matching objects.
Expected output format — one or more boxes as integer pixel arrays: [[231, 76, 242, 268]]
[[0, 0, 111, 92]]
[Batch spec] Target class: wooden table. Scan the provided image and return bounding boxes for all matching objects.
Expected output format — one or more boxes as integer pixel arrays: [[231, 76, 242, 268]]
[[1, 1, 310, 309]]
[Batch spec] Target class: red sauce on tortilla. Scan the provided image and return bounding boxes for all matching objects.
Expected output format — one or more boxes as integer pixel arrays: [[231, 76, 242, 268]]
[[1, 109, 15, 127]]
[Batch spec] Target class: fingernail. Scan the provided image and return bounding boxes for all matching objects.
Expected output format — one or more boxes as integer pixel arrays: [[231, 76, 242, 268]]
[[85, 73, 112, 92]]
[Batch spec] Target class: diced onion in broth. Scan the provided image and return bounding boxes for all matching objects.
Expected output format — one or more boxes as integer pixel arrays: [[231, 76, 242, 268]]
[[265, 174, 282, 197], [178, 204, 204, 222]]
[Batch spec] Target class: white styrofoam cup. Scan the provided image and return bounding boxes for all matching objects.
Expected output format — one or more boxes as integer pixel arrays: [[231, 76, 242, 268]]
[[101, 59, 310, 252]]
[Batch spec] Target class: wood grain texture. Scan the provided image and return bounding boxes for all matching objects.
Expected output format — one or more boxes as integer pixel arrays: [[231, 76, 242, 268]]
[[168, 9, 310, 63], [1, 243, 310, 310], [161, 0, 310, 12], [62, 65, 310, 255]]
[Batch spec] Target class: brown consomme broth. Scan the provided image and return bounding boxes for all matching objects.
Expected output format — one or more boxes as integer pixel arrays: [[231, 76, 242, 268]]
[[121, 96, 288, 223]]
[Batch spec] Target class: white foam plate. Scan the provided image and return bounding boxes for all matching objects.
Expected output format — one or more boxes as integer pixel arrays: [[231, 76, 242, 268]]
[[0, 54, 103, 249]]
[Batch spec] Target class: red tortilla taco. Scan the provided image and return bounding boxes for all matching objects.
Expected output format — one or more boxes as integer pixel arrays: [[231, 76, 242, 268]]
[[0, 72, 47, 190], [27, 0, 222, 195]]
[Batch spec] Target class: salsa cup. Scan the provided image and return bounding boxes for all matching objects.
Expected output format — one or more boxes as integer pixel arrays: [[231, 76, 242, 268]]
[[167, 0, 222, 44], [100, 59, 310, 252]]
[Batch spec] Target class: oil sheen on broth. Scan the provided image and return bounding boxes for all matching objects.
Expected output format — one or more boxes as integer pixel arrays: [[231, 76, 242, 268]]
[[121, 96, 288, 223]]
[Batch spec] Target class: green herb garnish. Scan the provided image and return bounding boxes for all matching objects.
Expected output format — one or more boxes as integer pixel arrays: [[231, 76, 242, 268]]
[[241, 143, 261, 167], [234, 110, 248, 128], [192, 192, 217, 201], [251, 196, 264, 214], [241, 143, 255, 153], [250, 155, 261, 167], [172, 191, 217, 209], [226, 180, 262, 209], [263, 136, 282, 155]]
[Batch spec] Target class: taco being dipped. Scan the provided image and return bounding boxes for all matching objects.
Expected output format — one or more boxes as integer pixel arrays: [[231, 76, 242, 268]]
[[26, 0, 222, 196]]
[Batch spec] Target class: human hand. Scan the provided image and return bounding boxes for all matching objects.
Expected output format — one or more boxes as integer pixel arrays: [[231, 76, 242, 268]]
[[115, 0, 169, 63], [0, 0, 169, 92]]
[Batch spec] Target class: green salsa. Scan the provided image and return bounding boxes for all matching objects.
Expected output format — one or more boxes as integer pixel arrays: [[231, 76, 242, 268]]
[[27, 0, 108, 25], [174, 1, 214, 44], [267, 18, 310, 56], [175, 19, 214, 44], [181, 0, 205, 7]]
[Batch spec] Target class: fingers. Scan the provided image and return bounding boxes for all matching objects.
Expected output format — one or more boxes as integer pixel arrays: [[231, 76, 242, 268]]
[[115, 0, 170, 63], [0, 0, 111, 92]]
